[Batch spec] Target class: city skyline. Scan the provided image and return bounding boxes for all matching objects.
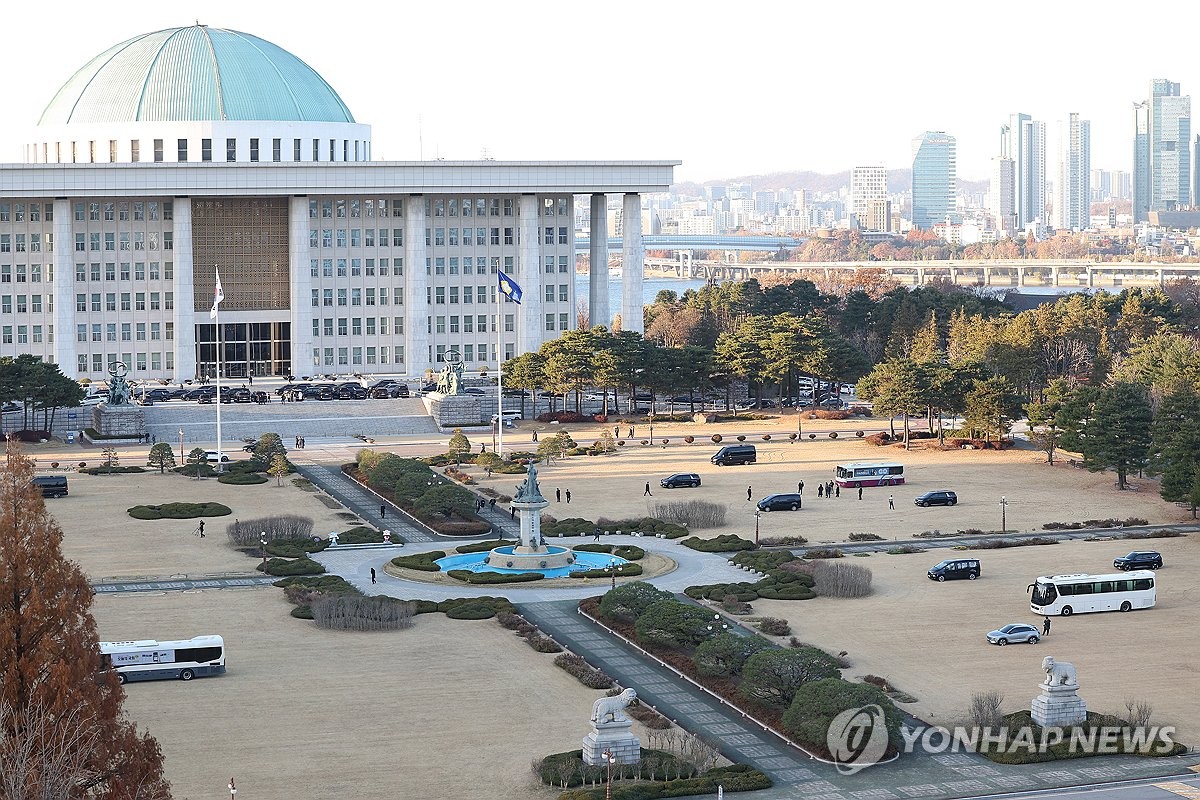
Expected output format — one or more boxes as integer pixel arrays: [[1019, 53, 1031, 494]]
[[4, 1, 1200, 183]]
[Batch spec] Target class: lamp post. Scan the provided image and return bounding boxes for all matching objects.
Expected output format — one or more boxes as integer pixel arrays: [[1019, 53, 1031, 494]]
[[754, 509, 761, 545], [602, 749, 615, 800], [648, 411, 655, 443], [999, 496, 1008, 534], [608, 558, 621, 590], [706, 613, 729, 636], [178, 427, 184, 465]]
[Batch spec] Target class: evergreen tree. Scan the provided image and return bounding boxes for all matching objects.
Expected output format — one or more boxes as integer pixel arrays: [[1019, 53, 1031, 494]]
[[268, 454, 291, 487], [963, 377, 1021, 442], [1149, 388, 1200, 517], [1025, 379, 1072, 464], [447, 429, 471, 465], [855, 359, 926, 447], [252, 432, 288, 465], [0, 442, 169, 798], [146, 443, 176, 474], [1082, 382, 1154, 489]]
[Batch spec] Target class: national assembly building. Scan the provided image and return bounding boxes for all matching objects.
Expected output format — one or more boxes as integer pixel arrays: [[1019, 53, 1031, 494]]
[[0, 25, 676, 382]]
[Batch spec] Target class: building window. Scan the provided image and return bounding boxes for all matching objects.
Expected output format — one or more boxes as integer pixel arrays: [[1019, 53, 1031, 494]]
[[294, 139, 302, 161], [272, 138, 281, 162], [546, 314, 555, 331], [177, 139, 187, 161], [153, 139, 164, 162], [131, 140, 140, 162], [250, 138, 259, 162], [201, 139, 212, 161], [226, 138, 236, 162]]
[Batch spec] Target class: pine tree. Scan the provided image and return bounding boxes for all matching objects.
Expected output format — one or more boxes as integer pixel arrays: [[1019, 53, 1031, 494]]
[[146, 443, 175, 474], [446, 429, 471, 465], [1082, 382, 1153, 489], [0, 441, 169, 798], [1150, 388, 1200, 518]]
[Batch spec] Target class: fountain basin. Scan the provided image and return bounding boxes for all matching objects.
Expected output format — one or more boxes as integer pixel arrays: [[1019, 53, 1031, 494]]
[[436, 546, 629, 578]]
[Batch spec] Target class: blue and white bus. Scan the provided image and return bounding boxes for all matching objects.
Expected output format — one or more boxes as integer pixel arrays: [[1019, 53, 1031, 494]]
[[100, 635, 226, 684]]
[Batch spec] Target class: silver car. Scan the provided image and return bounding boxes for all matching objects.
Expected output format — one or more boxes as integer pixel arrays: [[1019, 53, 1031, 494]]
[[985, 623, 1040, 646]]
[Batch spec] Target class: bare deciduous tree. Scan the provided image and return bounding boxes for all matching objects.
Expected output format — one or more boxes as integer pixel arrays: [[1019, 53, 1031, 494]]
[[968, 690, 1005, 730]]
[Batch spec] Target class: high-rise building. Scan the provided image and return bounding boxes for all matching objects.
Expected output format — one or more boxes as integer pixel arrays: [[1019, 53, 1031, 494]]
[[910, 132, 956, 230], [990, 155, 1016, 234], [866, 198, 892, 233], [1134, 79, 1192, 221], [1004, 113, 1047, 229], [1056, 113, 1091, 231], [849, 166, 887, 226]]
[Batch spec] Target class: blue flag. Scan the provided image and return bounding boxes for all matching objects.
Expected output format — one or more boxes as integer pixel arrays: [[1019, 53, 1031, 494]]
[[498, 270, 523, 304]]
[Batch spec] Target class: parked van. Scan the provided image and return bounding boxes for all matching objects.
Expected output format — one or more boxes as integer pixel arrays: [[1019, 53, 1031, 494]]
[[711, 444, 757, 466], [32, 476, 68, 498], [927, 558, 980, 582]]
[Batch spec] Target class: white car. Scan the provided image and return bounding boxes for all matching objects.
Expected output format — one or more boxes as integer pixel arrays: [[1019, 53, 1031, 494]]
[[204, 450, 231, 463], [582, 392, 607, 402], [80, 395, 105, 406], [491, 411, 524, 424]]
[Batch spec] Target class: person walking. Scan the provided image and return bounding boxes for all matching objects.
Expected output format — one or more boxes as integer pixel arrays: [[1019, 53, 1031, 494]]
[[370, 567, 377, 584], [888, 494, 894, 510], [817, 484, 823, 498], [555, 488, 561, 502], [380, 504, 387, 519], [593, 527, 601, 542], [858, 484, 863, 500], [510, 507, 516, 519], [644, 482, 652, 496], [488, 497, 496, 509], [531, 430, 538, 442], [197, 520, 205, 538], [247, 374, 253, 386], [614, 425, 620, 437], [834, 485, 840, 498], [1042, 616, 1051, 636], [827, 480, 834, 497], [565, 489, 572, 504], [746, 485, 753, 501], [798, 480, 804, 495]]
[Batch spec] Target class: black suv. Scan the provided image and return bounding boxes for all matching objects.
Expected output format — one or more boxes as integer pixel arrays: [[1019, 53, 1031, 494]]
[[660, 473, 702, 489], [756, 493, 803, 512], [914, 490, 957, 507], [1113, 551, 1162, 570]]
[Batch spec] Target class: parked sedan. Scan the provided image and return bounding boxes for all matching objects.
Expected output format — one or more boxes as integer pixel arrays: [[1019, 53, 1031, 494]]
[[986, 623, 1040, 646], [914, 490, 958, 507], [1113, 551, 1163, 570], [660, 473, 702, 489], [756, 493, 803, 512], [337, 386, 368, 400]]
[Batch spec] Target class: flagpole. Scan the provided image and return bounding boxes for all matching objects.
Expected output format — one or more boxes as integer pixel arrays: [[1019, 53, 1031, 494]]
[[496, 301, 503, 460], [215, 304, 223, 473]]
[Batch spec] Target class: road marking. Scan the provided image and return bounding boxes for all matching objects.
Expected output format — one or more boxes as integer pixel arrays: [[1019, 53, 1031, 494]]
[[1153, 782, 1200, 799]]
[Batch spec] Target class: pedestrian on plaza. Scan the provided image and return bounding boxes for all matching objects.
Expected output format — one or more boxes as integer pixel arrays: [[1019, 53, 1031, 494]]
[[827, 480, 834, 497], [835, 485, 840, 498], [1042, 616, 1051, 636], [301, 437, 306, 448], [248, 374, 253, 386], [370, 567, 377, 584], [565, 489, 572, 503], [510, 507, 516, 519], [479, 442, 486, 453], [294, 436, 299, 448], [644, 482, 652, 496], [630, 425, 636, 437], [380, 504, 387, 519], [858, 485, 863, 500], [198, 520, 205, 537], [798, 480, 804, 495], [614, 425, 620, 437], [593, 527, 601, 542], [532, 430, 538, 442], [818, 484, 824, 498], [888, 494, 894, 510], [746, 485, 753, 501], [488, 497, 496, 509], [556, 488, 562, 502]]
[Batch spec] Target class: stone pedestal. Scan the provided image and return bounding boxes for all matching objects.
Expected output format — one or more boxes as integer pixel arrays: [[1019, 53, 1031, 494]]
[[582, 718, 642, 766], [423, 393, 483, 429], [90, 404, 146, 440], [1031, 682, 1087, 727]]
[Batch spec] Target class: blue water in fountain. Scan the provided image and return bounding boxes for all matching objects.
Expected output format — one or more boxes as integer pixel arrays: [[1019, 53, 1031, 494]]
[[436, 545, 629, 578]]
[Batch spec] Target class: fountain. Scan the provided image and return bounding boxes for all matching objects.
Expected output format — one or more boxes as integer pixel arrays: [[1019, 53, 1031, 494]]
[[434, 463, 630, 577]]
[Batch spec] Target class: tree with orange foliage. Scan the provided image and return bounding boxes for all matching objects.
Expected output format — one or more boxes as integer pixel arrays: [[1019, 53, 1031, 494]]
[[0, 441, 170, 800]]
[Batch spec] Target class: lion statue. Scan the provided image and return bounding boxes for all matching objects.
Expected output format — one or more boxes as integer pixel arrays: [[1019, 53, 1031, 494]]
[[591, 688, 637, 725], [1042, 656, 1078, 686]]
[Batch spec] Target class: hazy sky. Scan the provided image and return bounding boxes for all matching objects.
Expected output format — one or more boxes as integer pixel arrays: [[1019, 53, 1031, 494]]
[[2, 1, 1197, 184]]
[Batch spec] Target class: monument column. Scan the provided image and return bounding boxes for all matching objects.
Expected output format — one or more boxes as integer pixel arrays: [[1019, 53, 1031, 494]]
[[518, 194, 543, 354], [52, 199, 75, 373], [404, 196, 430, 379], [588, 194, 610, 329], [288, 196, 313, 376], [172, 198, 197, 381], [620, 193, 644, 334]]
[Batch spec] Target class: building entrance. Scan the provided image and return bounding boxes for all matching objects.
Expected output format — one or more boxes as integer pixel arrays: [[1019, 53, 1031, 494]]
[[196, 322, 291, 378]]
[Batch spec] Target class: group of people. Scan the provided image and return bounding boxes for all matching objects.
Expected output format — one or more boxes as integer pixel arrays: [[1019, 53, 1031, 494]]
[[293, 436, 307, 449], [555, 487, 572, 503]]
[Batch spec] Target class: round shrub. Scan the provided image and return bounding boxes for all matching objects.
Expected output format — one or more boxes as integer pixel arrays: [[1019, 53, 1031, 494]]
[[616, 440, 625, 446], [829, 432, 838, 439], [762, 434, 771, 441], [641, 440, 649, 446], [856, 430, 865, 437], [782, 678, 903, 758], [444, 601, 503, 620], [599, 581, 674, 623], [290, 605, 314, 620], [218, 471, 268, 485], [809, 433, 817, 439], [736, 435, 746, 442], [756, 583, 817, 601], [694, 631, 770, 678], [788, 433, 797, 441], [684, 436, 694, 444], [260, 557, 325, 577], [127, 502, 233, 520], [739, 647, 841, 707], [711, 434, 722, 443]]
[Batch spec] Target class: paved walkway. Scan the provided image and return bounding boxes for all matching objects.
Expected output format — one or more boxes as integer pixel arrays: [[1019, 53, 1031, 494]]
[[521, 599, 1200, 799], [93, 575, 278, 593], [793, 524, 1200, 556], [293, 462, 438, 543]]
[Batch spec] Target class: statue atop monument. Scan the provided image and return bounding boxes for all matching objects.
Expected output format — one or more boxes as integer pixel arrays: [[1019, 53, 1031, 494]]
[[434, 350, 464, 396], [107, 361, 132, 406], [514, 463, 545, 504]]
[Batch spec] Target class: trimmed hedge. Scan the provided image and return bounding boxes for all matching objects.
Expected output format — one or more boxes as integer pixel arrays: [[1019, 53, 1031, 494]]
[[259, 557, 325, 577], [273, 575, 361, 595], [680, 535, 756, 553], [542, 516, 688, 539], [572, 543, 646, 561], [390, 551, 445, 572], [441, 596, 514, 619], [337, 525, 399, 544], [455, 539, 509, 554], [83, 465, 146, 475], [264, 538, 330, 558], [128, 502, 232, 520], [556, 763, 771, 799], [684, 550, 816, 602], [446, 569, 545, 584], [567, 562, 645, 579], [218, 471, 268, 485]]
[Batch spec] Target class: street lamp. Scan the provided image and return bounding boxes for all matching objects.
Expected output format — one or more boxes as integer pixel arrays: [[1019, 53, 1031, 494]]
[[706, 613, 729, 636], [648, 411, 655, 442], [602, 749, 616, 800], [754, 509, 761, 545], [999, 496, 1008, 534], [608, 558, 621, 590], [178, 427, 184, 464]]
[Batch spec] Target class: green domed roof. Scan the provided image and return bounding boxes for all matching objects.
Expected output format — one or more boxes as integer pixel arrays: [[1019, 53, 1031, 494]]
[[39, 25, 355, 125]]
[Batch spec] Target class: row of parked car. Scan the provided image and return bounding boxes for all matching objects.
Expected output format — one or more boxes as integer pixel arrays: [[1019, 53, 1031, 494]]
[[121, 379, 420, 405]]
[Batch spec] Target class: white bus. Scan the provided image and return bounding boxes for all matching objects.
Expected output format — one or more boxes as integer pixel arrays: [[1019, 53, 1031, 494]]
[[1029, 572, 1156, 616], [834, 462, 905, 488], [100, 635, 226, 684]]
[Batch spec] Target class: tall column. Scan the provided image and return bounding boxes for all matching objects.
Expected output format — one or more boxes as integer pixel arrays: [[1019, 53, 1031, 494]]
[[404, 196, 430, 379], [288, 197, 312, 377], [620, 193, 644, 334], [518, 194, 543, 354], [588, 194, 610, 329], [52, 199, 75, 373], [172, 198, 197, 381]]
